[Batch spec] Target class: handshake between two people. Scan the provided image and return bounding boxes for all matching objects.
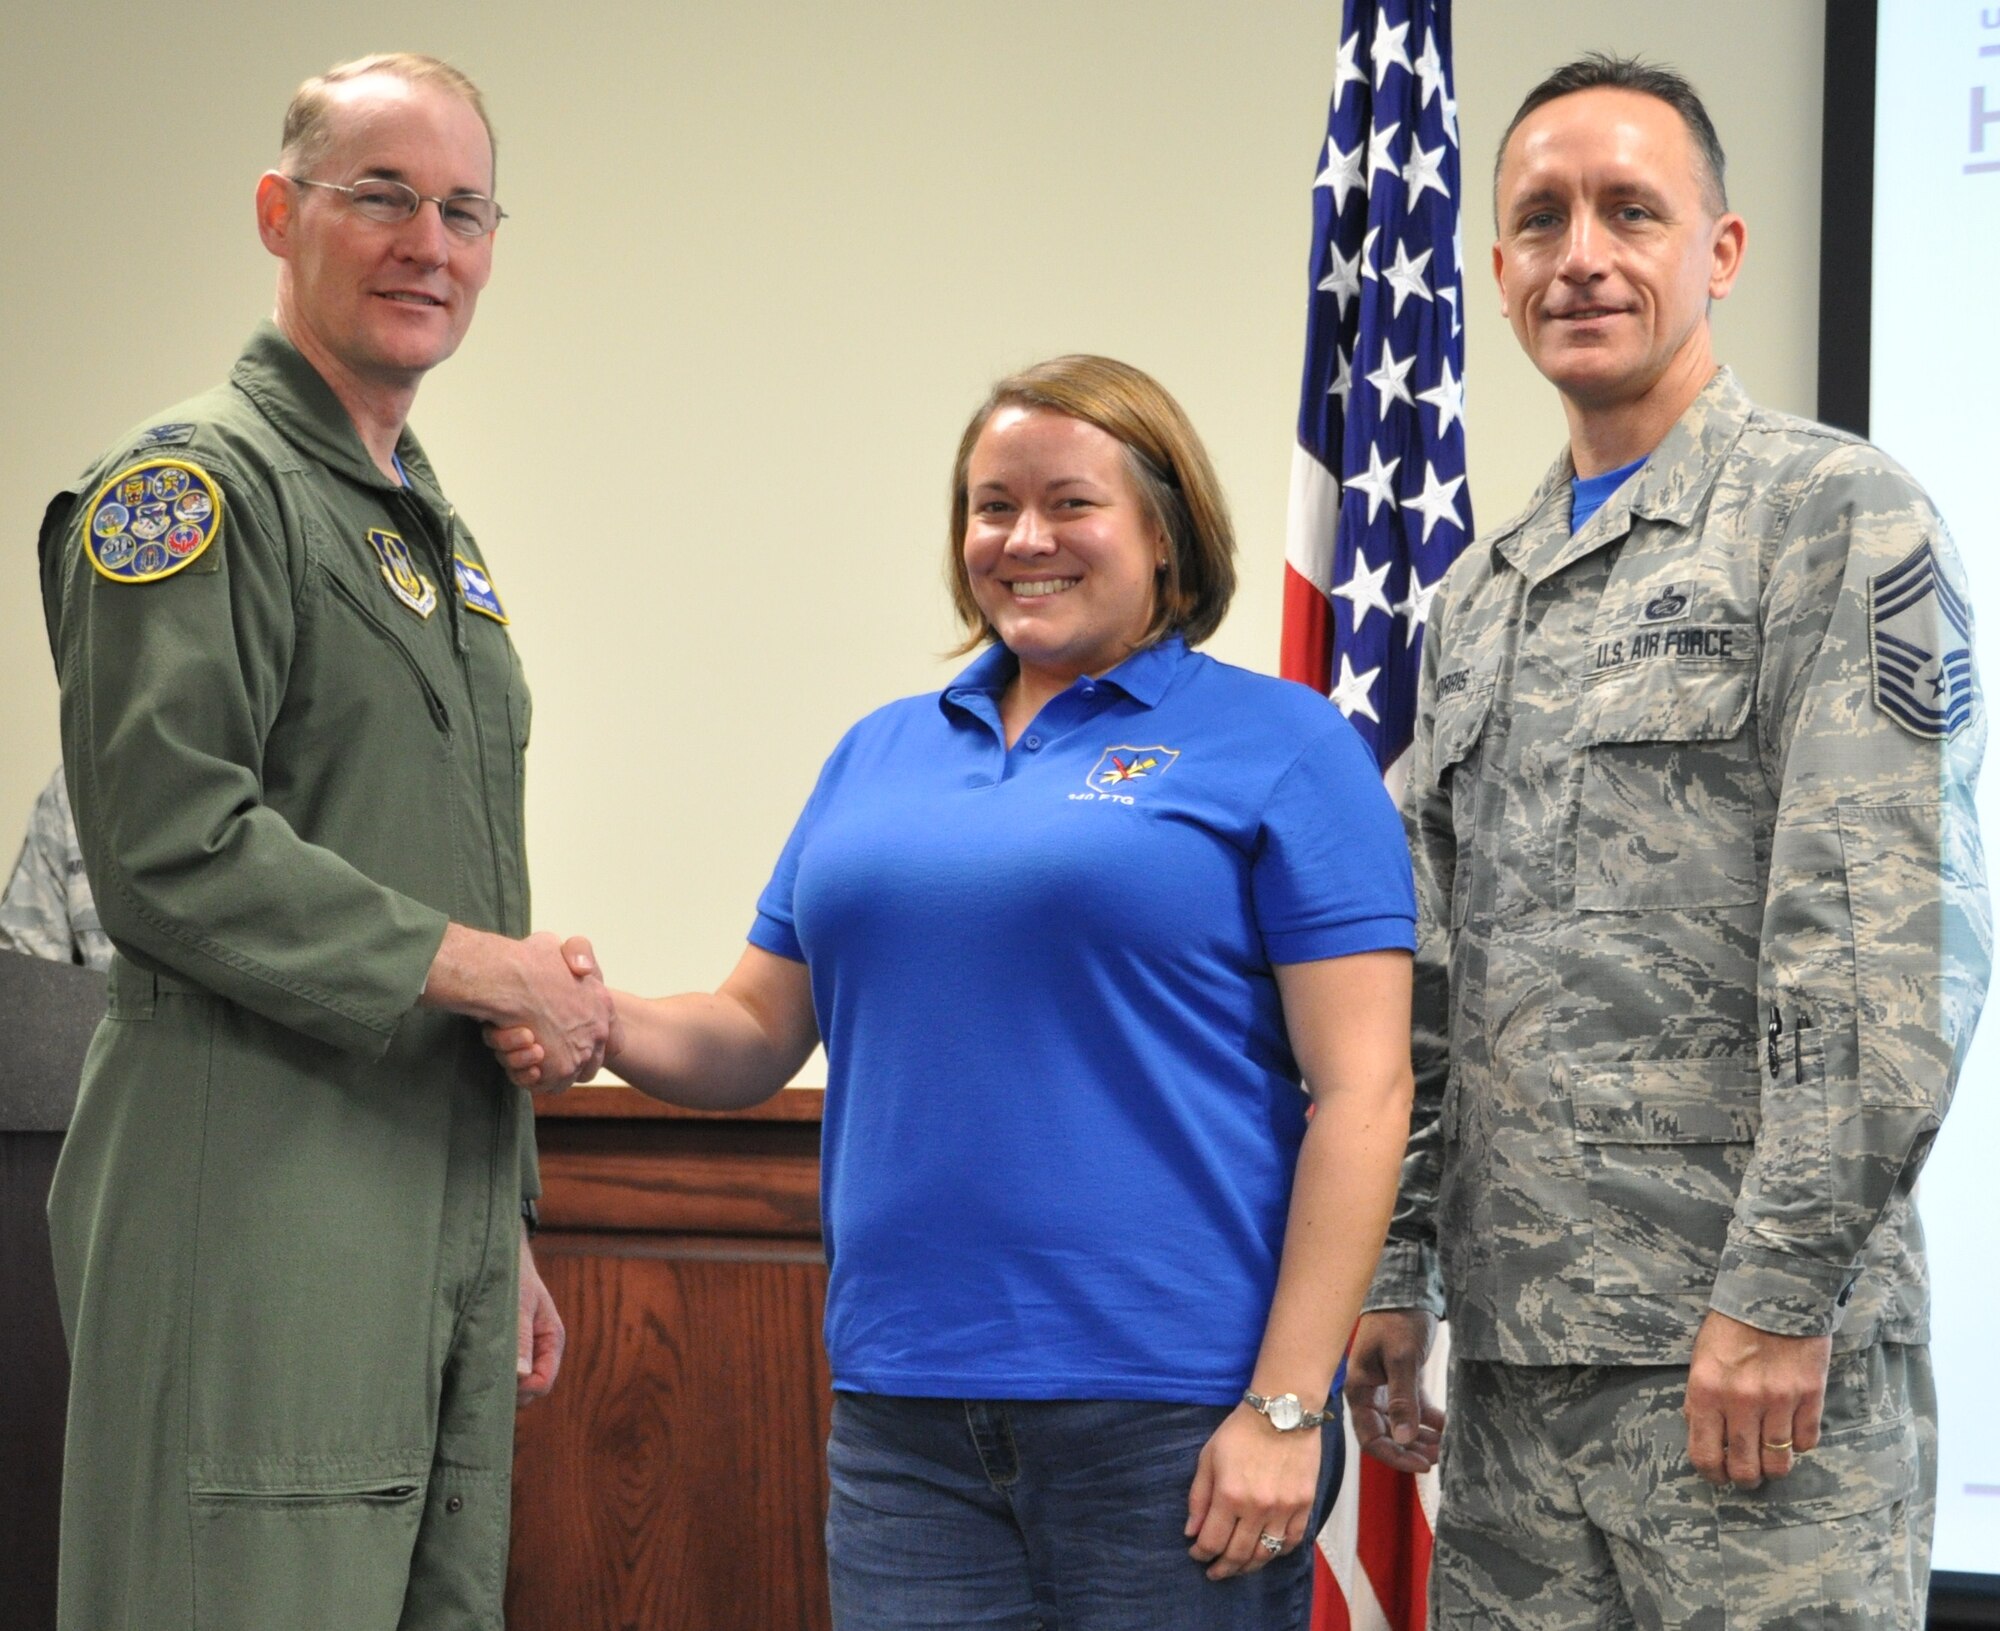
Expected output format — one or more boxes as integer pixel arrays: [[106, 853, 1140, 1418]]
[[422, 922, 620, 1093]]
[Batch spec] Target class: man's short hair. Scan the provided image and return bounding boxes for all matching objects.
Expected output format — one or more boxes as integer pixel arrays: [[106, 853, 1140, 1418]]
[[1494, 53, 1728, 223], [280, 53, 495, 183]]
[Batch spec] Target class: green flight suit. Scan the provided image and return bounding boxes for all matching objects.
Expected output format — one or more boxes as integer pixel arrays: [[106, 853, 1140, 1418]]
[[40, 323, 538, 1631]]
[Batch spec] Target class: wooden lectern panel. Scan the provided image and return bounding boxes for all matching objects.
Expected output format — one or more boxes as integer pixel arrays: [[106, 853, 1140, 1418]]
[[509, 1088, 833, 1631]]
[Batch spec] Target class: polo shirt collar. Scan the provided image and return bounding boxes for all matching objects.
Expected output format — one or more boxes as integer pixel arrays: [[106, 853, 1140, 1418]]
[[940, 633, 1190, 716]]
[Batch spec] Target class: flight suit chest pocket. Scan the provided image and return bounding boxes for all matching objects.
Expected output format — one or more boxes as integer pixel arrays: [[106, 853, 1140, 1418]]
[[1429, 677, 1495, 930], [1569, 1054, 1761, 1293], [318, 566, 453, 740], [1572, 646, 1760, 910]]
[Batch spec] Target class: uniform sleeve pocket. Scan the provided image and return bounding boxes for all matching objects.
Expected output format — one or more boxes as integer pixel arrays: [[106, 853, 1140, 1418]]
[[1570, 1055, 1761, 1293], [1574, 656, 1761, 910], [1838, 800, 1987, 1110]]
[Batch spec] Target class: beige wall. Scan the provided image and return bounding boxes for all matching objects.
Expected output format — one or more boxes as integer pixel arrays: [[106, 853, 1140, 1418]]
[[0, 1, 1822, 1001]]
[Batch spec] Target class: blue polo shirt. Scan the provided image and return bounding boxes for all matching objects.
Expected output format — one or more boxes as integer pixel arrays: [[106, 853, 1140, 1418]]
[[751, 636, 1415, 1403]]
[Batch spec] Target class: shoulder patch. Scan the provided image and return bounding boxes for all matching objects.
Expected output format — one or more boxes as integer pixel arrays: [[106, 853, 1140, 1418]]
[[84, 459, 222, 583], [453, 555, 508, 623], [1869, 540, 1975, 740]]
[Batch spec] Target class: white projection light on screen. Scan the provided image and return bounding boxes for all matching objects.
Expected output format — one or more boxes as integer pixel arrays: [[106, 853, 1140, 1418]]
[[1870, 0, 2000, 1588]]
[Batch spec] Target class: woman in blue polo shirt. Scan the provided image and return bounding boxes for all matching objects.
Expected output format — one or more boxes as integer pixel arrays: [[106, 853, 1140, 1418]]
[[492, 356, 1416, 1628]]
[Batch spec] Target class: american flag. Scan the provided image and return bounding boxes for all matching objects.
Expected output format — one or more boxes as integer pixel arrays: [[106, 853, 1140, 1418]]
[[1281, 0, 1471, 796], [1282, 4, 1467, 1629]]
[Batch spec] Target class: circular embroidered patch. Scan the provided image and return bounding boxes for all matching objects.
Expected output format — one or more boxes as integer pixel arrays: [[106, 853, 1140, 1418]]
[[84, 459, 223, 583]]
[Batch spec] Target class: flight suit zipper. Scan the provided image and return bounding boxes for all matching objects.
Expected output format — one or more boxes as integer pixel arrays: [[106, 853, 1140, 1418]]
[[321, 571, 452, 734], [399, 493, 515, 932]]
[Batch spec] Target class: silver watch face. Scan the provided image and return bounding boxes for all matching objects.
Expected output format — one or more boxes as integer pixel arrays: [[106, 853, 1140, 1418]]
[[1268, 1393, 1304, 1431]]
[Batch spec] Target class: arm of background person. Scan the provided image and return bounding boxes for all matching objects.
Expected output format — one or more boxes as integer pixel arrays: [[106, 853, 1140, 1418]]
[[1186, 948, 1415, 1582], [1347, 575, 1460, 1473], [0, 767, 80, 962]]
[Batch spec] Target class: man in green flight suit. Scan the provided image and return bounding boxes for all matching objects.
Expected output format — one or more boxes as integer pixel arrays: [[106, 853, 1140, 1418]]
[[38, 53, 615, 1631]]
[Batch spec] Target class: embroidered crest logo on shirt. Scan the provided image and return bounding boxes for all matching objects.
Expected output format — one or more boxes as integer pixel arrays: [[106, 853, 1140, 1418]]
[[367, 528, 438, 620], [453, 555, 508, 623], [83, 459, 223, 583], [1869, 541, 1974, 741], [1085, 746, 1181, 795], [1640, 584, 1691, 623]]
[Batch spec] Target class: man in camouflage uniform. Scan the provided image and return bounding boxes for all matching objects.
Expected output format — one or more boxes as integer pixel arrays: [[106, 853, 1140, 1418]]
[[1343, 55, 1989, 1630], [0, 766, 111, 970]]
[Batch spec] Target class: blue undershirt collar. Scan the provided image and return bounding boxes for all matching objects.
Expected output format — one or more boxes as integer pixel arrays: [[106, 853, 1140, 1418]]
[[1570, 453, 1649, 535]]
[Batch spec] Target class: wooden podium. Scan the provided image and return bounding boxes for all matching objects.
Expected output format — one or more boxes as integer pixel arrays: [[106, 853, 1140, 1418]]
[[0, 954, 106, 1631], [508, 1086, 834, 1631]]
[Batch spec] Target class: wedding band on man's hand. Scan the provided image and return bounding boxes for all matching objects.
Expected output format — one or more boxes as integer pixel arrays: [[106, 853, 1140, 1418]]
[[1258, 1532, 1284, 1555]]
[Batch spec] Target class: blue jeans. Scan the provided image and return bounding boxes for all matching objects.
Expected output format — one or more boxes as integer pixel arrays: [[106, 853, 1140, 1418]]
[[825, 1394, 1343, 1630]]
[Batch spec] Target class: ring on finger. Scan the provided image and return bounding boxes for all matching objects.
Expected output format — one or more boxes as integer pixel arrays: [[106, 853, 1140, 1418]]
[[1762, 1437, 1794, 1452], [1258, 1531, 1284, 1556]]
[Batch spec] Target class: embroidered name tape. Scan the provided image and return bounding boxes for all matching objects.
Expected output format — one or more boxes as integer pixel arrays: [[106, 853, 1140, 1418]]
[[453, 555, 508, 623]]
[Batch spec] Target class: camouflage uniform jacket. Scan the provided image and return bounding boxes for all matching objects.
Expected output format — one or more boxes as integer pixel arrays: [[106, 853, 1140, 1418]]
[[0, 766, 111, 970], [1365, 369, 1991, 1364]]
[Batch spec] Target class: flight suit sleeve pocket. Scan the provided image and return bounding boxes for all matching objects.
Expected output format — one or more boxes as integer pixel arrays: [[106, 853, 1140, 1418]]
[[1574, 655, 1761, 910], [1570, 1055, 1761, 1293]]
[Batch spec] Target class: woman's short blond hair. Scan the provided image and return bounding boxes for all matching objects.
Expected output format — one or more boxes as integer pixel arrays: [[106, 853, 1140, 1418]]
[[280, 53, 495, 184], [945, 355, 1238, 656]]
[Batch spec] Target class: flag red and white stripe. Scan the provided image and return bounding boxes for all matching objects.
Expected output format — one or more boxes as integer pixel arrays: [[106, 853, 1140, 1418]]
[[1282, 3, 1467, 1627]]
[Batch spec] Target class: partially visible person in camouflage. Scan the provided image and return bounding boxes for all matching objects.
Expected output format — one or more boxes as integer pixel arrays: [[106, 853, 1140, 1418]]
[[1342, 53, 1990, 1631], [0, 765, 110, 971]]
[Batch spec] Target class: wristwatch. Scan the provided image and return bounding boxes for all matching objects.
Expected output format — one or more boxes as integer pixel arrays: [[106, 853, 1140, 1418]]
[[1242, 1389, 1329, 1431]]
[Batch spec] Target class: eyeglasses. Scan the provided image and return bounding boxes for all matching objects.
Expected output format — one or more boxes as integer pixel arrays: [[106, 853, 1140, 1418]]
[[290, 177, 506, 239]]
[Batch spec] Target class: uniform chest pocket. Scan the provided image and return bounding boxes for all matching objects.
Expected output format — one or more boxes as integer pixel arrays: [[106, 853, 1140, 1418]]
[[1572, 651, 1761, 911], [1429, 679, 1495, 930], [320, 568, 452, 737]]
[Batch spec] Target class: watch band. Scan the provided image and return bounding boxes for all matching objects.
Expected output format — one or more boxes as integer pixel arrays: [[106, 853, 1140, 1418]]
[[1242, 1389, 1329, 1431]]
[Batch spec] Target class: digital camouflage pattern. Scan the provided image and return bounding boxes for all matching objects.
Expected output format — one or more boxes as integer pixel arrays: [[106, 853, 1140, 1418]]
[[1365, 369, 1992, 1365], [0, 766, 111, 971], [1433, 1345, 1935, 1631]]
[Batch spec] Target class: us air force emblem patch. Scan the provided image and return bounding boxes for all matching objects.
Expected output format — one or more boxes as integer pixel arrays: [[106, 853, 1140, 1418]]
[[1869, 541, 1974, 740], [453, 555, 508, 623], [367, 528, 438, 620], [84, 459, 223, 583], [1085, 746, 1180, 794]]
